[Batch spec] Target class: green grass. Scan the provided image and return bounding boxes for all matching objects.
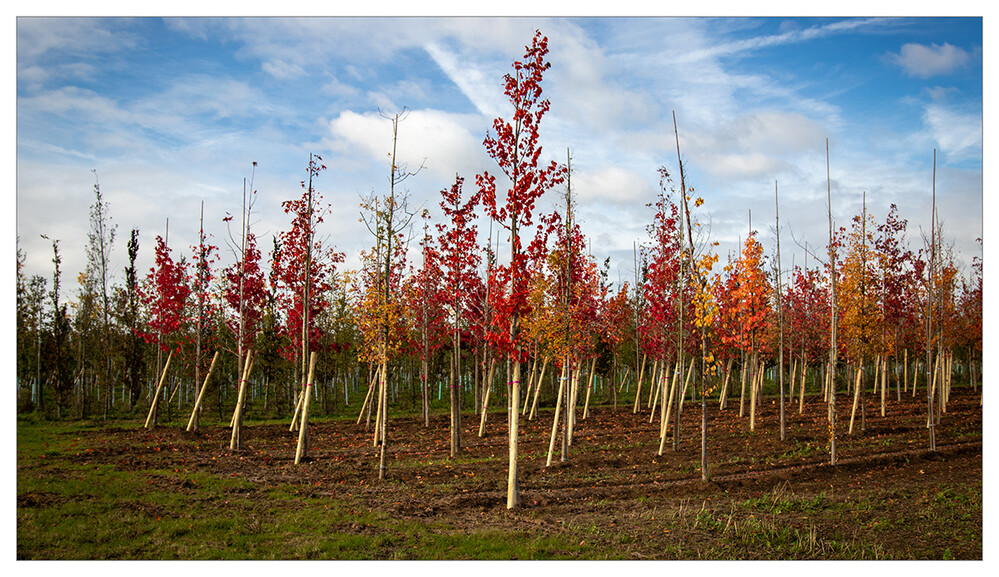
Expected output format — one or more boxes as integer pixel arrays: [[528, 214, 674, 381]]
[[16, 418, 591, 559]]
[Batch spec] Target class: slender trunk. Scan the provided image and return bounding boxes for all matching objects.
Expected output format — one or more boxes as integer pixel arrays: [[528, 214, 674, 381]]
[[506, 360, 521, 509], [378, 361, 389, 480], [775, 180, 785, 441], [827, 139, 838, 465]]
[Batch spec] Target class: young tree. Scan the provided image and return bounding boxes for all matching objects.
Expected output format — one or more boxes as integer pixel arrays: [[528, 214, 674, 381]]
[[838, 194, 881, 433], [86, 171, 117, 419], [476, 30, 566, 508], [640, 168, 688, 448], [173, 204, 220, 431], [112, 229, 146, 410], [272, 155, 345, 454], [358, 111, 421, 478], [41, 236, 75, 417], [405, 211, 448, 429], [139, 232, 191, 427], [436, 175, 482, 455], [733, 230, 771, 431]]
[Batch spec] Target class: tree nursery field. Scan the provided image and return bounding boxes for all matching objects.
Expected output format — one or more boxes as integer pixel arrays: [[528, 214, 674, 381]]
[[17, 27, 983, 562], [17, 384, 981, 560]]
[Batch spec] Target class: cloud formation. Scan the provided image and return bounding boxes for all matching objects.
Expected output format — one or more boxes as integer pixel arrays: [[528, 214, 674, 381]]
[[888, 42, 971, 78]]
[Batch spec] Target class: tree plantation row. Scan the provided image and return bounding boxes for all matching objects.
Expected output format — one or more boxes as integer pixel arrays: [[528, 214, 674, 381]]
[[16, 30, 982, 509]]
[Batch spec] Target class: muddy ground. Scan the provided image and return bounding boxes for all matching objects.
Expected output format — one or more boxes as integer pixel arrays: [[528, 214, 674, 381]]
[[29, 386, 983, 559]]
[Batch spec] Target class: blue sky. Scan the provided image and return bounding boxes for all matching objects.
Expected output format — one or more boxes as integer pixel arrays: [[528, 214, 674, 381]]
[[14, 10, 985, 303]]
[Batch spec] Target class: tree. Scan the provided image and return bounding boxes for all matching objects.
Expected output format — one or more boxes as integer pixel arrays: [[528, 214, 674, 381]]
[[838, 194, 883, 367], [639, 169, 684, 396], [476, 30, 566, 508], [187, 203, 219, 431], [111, 229, 146, 410], [17, 239, 51, 412], [404, 211, 448, 429], [838, 194, 881, 433], [272, 155, 345, 436], [358, 111, 422, 478], [436, 174, 482, 455], [139, 230, 191, 427], [41, 236, 75, 417], [86, 170, 116, 419]]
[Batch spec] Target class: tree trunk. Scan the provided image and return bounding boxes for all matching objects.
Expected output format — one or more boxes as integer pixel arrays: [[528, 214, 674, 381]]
[[506, 360, 521, 509], [378, 361, 389, 480]]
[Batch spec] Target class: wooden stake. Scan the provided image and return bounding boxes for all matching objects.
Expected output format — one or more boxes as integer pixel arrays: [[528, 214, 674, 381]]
[[881, 357, 887, 417], [658, 361, 679, 455], [798, 361, 806, 415], [144, 350, 174, 429], [295, 352, 318, 464], [546, 365, 568, 467], [355, 370, 379, 426], [633, 353, 647, 414], [719, 358, 733, 410], [739, 360, 748, 417], [583, 357, 596, 419], [229, 352, 255, 450], [529, 356, 548, 421], [849, 366, 862, 435], [680, 359, 694, 414], [186, 351, 219, 432], [647, 360, 660, 423], [478, 358, 495, 437]]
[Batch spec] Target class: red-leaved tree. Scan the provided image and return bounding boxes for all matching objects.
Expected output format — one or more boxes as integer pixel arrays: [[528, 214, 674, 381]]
[[476, 29, 566, 509], [437, 175, 482, 455]]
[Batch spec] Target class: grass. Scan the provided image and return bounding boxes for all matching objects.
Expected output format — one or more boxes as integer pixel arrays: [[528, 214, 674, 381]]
[[16, 418, 591, 560]]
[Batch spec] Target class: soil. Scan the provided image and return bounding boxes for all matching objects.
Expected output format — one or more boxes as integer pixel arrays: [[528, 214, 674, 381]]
[[31, 386, 983, 559]]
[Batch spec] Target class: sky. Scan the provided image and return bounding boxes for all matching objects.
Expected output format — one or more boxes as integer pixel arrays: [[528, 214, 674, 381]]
[[14, 7, 986, 306]]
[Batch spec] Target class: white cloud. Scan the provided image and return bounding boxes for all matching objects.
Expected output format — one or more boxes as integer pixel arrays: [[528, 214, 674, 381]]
[[574, 166, 656, 205], [923, 104, 982, 159], [327, 108, 488, 183], [679, 110, 826, 183], [16, 18, 138, 61], [888, 42, 971, 78], [423, 42, 505, 119], [261, 59, 307, 80], [672, 18, 891, 65]]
